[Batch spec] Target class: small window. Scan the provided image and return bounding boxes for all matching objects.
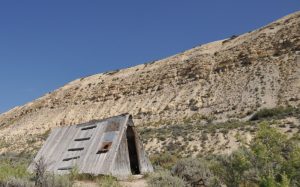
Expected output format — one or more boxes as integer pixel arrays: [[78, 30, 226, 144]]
[[63, 156, 80, 162], [81, 125, 97, 131], [58, 166, 73, 171], [74, 137, 91, 141], [96, 142, 112, 154], [68, 147, 84, 151]]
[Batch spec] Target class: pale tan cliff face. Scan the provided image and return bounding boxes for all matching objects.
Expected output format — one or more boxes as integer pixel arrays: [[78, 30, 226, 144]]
[[0, 11, 299, 154]]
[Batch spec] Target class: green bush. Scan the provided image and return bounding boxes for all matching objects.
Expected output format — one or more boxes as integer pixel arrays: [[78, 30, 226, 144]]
[[249, 122, 300, 186], [0, 173, 74, 187], [32, 157, 75, 187], [210, 122, 300, 186], [42, 174, 74, 187], [0, 154, 76, 187], [0, 159, 31, 182], [172, 158, 220, 187], [211, 148, 254, 187], [0, 177, 34, 187], [250, 106, 298, 121], [96, 176, 121, 187], [150, 152, 179, 169], [147, 170, 186, 187], [259, 174, 290, 187], [250, 122, 288, 176]]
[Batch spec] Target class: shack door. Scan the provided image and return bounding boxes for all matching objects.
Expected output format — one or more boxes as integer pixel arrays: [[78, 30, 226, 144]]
[[126, 126, 141, 174]]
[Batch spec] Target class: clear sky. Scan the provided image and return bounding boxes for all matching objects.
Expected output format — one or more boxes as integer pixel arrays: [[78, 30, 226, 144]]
[[0, 1, 299, 114]]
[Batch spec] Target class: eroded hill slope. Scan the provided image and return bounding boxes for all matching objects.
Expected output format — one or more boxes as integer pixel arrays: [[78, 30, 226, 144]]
[[0, 11, 299, 154]]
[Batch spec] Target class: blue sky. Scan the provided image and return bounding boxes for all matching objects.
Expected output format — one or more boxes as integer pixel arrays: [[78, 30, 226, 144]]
[[0, 1, 299, 114]]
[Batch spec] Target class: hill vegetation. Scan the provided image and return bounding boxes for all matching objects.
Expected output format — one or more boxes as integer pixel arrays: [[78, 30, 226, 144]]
[[0, 106, 299, 186], [147, 121, 300, 187]]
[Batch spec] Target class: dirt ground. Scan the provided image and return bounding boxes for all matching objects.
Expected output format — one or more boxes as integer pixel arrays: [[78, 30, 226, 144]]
[[119, 179, 147, 187], [73, 179, 147, 187]]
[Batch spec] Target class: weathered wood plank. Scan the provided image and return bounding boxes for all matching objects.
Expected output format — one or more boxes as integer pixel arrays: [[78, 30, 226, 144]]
[[28, 114, 153, 178]]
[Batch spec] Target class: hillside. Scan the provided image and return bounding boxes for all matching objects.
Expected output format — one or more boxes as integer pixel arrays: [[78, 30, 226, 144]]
[[0, 11, 299, 155]]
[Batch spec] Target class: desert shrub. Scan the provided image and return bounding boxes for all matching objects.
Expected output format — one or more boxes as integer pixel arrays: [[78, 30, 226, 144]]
[[70, 173, 95, 182], [165, 142, 182, 153], [0, 174, 73, 187], [3, 155, 72, 187], [40, 174, 73, 187], [39, 129, 51, 141], [96, 175, 121, 187], [104, 69, 119, 76], [0, 177, 33, 187], [222, 35, 238, 44], [210, 122, 300, 186], [249, 122, 300, 186], [0, 153, 34, 186], [211, 148, 254, 187], [284, 146, 300, 186], [230, 35, 238, 40], [32, 157, 49, 186], [250, 106, 298, 121], [172, 158, 221, 187], [0, 140, 11, 150], [68, 166, 95, 181], [147, 170, 185, 187], [0, 159, 31, 182], [250, 122, 287, 175], [32, 157, 74, 187], [150, 152, 179, 170], [259, 174, 290, 187]]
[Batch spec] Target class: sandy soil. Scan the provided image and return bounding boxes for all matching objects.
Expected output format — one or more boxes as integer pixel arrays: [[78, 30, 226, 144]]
[[73, 179, 147, 187]]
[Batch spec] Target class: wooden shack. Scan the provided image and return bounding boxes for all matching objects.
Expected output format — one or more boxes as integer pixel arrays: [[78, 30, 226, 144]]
[[28, 114, 153, 178]]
